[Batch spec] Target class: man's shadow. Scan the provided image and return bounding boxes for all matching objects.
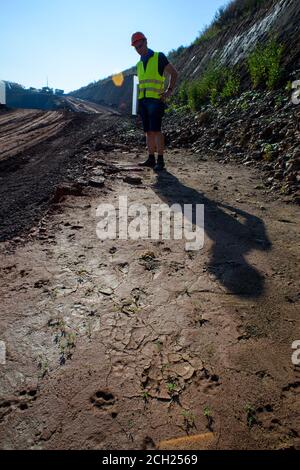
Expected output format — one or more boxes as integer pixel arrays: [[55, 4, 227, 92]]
[[151, 170, 272, 298]]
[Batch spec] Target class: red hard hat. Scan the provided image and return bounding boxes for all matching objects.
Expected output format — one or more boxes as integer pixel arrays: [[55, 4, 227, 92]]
[[131, 32, 146, 46]]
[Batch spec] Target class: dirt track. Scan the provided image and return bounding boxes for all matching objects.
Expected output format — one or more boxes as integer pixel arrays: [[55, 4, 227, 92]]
[[0, 109, 72, 161], [64, 96, 121, 115], [0, 109, 299, 450], [0, 108, 120, 241]]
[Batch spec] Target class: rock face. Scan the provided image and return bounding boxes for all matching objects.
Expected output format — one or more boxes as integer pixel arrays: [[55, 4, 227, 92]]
[[70, 0, 300, 113], [176, 0, 300, 82]]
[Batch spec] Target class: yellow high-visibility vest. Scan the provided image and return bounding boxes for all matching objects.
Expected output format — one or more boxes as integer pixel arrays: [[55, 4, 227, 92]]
[[137, 52, 165, 100]]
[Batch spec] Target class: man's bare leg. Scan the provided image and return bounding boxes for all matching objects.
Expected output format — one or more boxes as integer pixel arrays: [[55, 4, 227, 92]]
[[139, 132, 165, 170], [139, 131, 156, 167], [146, 131, 157, 155], [155, 132, 164, 156], [154, 131, 165, 171]]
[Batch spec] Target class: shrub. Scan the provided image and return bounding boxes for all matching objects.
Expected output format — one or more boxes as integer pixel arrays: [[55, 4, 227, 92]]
[[177, 81, 190, 106], [197, 63, 224, 107], [186, 63, 241, 110], [188, 81, 201, 111], [247, 39, 284, 90], [266, 41, 284, 89], [248, 45, 267, 88], [220, 70, 241, 100]]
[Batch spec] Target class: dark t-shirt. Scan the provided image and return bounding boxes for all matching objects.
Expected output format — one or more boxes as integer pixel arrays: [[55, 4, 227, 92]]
[[140, 49, 169, 76]]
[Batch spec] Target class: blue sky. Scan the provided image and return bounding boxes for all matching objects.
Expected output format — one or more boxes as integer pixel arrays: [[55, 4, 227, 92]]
[[1, 0, 228, 92]]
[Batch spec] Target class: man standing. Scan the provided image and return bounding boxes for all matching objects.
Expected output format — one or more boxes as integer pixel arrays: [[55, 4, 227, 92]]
[[131, 32, 178, 171]]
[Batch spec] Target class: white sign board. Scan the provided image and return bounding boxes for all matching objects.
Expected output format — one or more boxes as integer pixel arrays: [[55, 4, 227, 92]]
[[0, 81, 6, 105], [132, 75, 139, 115]]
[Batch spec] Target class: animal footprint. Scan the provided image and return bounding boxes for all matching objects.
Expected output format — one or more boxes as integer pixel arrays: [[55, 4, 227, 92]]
[[90, 390, 116, 410], [142, 436, 156, 450], [281, 382, 300, 399]]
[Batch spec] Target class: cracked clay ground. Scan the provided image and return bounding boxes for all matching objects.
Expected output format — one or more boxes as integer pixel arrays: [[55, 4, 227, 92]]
[[0, 149, 299, 450]]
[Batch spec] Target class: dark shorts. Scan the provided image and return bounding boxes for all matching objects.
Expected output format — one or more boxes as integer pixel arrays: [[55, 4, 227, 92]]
[[138, 98, 166, 132]]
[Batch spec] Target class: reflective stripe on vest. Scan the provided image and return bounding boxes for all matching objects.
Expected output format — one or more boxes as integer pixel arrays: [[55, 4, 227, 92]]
[[137, 52, 165, 100]]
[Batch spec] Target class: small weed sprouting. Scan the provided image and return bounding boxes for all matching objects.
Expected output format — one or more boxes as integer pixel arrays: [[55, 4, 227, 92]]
[[274, 94, 286, 109], [285, 81, 293, 93], [167, 381, 177, 394], [127, 419, 134, 429], [166, 377, 181, 403], [204, 406, 214, 431], [37, 354, 49, 378], [53, 321, 76, 365], [240, 100, 250, 111], [85, 320, 93, 339], [142, 391, 149, 403], [262, 143, 273, 161], [154, 340, 163, 352], [262, 143, 277, 162], [182, 409, 196, 432], [245, 404, 257, 428]]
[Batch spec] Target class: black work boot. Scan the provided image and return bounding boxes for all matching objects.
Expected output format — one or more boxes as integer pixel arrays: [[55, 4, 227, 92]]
[[154, 155, 165, 172], [138, 154, 156, 168]]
